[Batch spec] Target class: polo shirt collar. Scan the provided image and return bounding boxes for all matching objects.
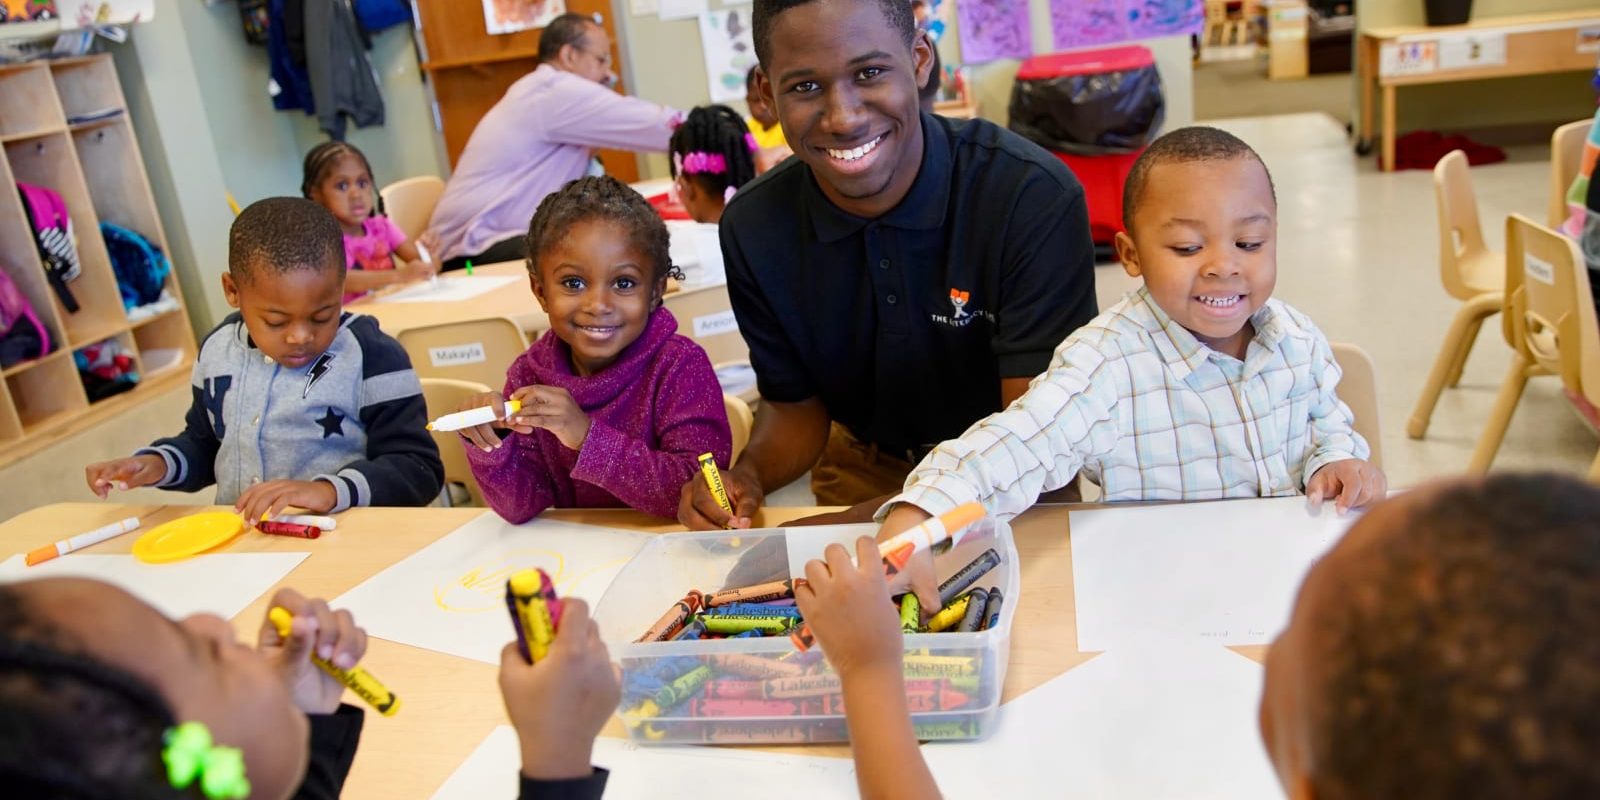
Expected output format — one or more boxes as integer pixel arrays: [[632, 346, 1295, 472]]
[[1134, 287, 1285, 381], [805, 113, 952, 243]]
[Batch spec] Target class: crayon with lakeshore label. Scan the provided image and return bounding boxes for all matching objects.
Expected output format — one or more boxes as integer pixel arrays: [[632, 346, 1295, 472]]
[[706, 578, 795, 607], [257, 520, 320, 539], [709, 653, 807, 679], [507, 568, 557, 663], [698, 452, 735, 528], [905, 685, 972, 712], [685, 697, 804, 717], [652, 665, 714, 709], [955, 586, 989, 633], [672, 620, 707, 641], [915, 719, 983, 739], [704, 603, 801, 618], [637, 590, 704, 643], [936, 548, 1001, 607], [267, 607, 399, 716], [899, 592, 923, 633], [980, 587, 1003, 631], [925, 593, 973, 633], [700, 615, 793, 635], [763, 673, 843, 699], [902, 654, 978, 678]]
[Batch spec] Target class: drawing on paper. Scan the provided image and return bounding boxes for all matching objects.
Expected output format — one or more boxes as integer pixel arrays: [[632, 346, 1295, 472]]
[[484, 0, 565, 36], [434, 550, 636, 613]]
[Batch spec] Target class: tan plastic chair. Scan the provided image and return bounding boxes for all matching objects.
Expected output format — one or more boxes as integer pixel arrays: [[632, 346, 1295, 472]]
[[1550, 118, 1593, 229], [724, 393, 753, 463], [380, 176, 445, 242], [1406, 149, 1506, 439], [1330, 342, 1383, 470], [662, 283, 749, 366], [397, 317, 528, 390], [1468, 215, 1600, 480], [420, 377, 493, 506]]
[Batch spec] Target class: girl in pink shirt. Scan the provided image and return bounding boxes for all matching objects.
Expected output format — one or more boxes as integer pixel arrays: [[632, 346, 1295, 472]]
[[301, 142, 438, 301]]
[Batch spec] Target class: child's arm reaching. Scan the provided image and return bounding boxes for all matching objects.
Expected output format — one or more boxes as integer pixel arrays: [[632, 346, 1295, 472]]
[[87, 371, 223, 496], [795, 537, 942, 800], [499, 598, 617, 799]]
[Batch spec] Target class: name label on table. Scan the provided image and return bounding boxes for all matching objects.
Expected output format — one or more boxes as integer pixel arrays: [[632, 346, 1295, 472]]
[[1524, 254, 1556, 286], [1379, 41, 1437, 77], [429, 342, 487, 367], [694, 310, 739, 338]]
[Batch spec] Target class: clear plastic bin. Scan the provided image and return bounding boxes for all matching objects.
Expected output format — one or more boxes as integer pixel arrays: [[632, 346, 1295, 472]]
[[594, 517, 1020, 745]]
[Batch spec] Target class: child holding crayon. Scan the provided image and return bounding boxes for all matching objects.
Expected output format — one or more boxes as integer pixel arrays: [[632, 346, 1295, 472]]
[[454, 176, 731, 522], [0, 578, 619, 799]]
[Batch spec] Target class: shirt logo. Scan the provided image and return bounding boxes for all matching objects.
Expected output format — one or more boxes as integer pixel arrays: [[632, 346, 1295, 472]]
[[304, 353, 334, 398], [949, 289, 971, 320], [930, 287, 991, 328]]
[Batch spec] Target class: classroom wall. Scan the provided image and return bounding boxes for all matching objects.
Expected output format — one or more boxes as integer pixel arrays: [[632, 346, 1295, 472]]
[[1358, 0, 1597, 134], [112, 0, 447, 330]]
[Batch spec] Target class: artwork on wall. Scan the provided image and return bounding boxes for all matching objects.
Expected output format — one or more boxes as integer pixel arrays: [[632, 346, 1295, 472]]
[[1050, 0, 1204, 51], [955, 0, 1032, 63], [0, 0, 57, 24], [483, 0, 564, 36], [698, 8, 757, 104]]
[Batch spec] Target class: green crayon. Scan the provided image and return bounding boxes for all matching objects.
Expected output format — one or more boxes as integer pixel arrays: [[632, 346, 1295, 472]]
[[652, 665, 713, 709], [915, 719, 983, 739], [899, 593, 923, 633], [701, 615, 793, 635], [903, 655, 978, 678]]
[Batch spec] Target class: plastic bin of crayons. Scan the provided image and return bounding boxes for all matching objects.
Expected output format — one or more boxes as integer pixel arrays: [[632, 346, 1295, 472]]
[[595, 517, 1019, 745]]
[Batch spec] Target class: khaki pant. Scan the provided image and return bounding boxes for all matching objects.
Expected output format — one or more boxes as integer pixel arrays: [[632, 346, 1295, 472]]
[[809, 423, 917, 506]]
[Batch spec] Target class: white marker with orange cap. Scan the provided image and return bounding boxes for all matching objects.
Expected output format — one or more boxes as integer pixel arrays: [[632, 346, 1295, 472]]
[[26, 516, 141, 566]]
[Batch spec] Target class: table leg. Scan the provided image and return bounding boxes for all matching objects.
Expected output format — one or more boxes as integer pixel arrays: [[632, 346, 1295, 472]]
[[1381, 84, 1396, 172], [1358, 38, 1374, 153]]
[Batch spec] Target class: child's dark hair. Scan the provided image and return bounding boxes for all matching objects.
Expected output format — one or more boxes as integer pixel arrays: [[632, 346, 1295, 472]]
[[300, 140, 376, 201], [525, 176, 684, 287], [0, 584, 185, 798], [1122, 126, 1276, 233], [229, 197, 346, 285], [753, 0, 915, 67], [1311, 473, 1600, 800], [669, 105, 757, 203]]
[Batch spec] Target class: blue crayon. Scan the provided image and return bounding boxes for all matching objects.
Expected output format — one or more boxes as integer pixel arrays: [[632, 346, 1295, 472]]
[[673, 620, 707, 640], [980, 588, 1003, 631], [706, 604, 802, 618], [731, 628, 767, 638]]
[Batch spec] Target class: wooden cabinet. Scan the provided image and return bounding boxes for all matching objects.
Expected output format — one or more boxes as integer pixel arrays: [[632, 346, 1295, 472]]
[[0, 54, 196, 467]]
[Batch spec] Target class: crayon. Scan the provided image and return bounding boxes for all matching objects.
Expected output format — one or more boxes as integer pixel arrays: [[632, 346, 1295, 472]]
[[925, 593, 973, 633], [899, 593, 923, 633], [936, 548, 1001, 607], [685, 697, 803, 717], [623, 699, 667, 741], [508, 568, 556, 662], [637, 590, 704, 643], [980, 587, 1003, 631], [704, 603, 802, 618], [267, 608, 399, 716], [955, 587, 989, 633], [751, 597, 797, 608], [530, 568, 563, 628], [257, 520, 321, 539], [763, 673, 843, 698], [902, 655, 978, 678], [905, 685, 972, 712], [709, 653, 807, 679], [698, 453, 735, 528], [701, 679, 765, 700], [914, 720, 983, 739], [653, 665, 713, 709], [701, 615, 794, 635], [672, 620, 707, 641], [904, 677, 982, 695], [706, 578, 795, 607], [665, 722, 832, 744], [730, 628, 768, 638]]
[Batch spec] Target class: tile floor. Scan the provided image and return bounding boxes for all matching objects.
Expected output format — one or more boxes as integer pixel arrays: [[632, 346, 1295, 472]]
[[2, 112, 1591, 523]]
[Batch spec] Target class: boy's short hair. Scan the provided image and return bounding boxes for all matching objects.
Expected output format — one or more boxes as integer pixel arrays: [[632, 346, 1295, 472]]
[[752, 0, 915, 68], [1122, 126, 1276, 233], [228, 197, 345, 285], [1311, 473, 1600, 799], [537, 13, 597, 64]]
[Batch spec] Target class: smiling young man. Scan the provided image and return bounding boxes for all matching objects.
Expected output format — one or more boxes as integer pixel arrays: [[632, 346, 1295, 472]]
[[678, 0, 1098, 529]]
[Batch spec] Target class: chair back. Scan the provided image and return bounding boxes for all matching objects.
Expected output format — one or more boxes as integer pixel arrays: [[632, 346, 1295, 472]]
[[1550, 118, 1594, 229], [1433, 150, 1494, 299], [723, 393, 754, 462], [1505, 214, 1600, 408], [1329, 342, 1383, 470], [398, 317, 528, 390], [420, 377, 492, 506], [662, 283, 750, 366], [379, 176, 446, 242]]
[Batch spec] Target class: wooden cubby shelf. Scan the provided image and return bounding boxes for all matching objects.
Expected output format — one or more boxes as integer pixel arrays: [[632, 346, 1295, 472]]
[[0, 54, 197, 464]]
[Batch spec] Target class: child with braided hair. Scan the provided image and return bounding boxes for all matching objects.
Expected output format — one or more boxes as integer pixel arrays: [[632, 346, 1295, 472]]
[[301, 141, 439, 301], [668, 105, 760, 224]]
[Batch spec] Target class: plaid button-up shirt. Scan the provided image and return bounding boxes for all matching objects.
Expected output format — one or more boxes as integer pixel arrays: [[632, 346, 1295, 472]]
[[889, 287, 1369, 520]]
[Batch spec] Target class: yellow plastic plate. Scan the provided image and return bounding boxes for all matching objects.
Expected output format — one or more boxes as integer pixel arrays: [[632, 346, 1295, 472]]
[[132, 512, 246, 564]]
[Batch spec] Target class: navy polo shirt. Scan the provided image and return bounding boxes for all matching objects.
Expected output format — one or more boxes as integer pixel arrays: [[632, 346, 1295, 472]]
[[720, 113, 1098, 456]]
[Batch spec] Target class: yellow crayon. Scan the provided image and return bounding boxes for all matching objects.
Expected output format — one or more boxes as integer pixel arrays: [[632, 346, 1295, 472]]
[[925, 593, 973, 633], [698, 453, 735, 529], [510, 569, 556, 662], [268, 607, 400, 716]]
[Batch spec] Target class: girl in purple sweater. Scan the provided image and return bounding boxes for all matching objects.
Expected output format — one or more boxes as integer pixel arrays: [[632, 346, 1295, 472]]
[[454, 176, 732, 521]]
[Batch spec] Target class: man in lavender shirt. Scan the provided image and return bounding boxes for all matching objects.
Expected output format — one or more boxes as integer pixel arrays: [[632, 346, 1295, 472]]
[[428, 13, 683, 269]]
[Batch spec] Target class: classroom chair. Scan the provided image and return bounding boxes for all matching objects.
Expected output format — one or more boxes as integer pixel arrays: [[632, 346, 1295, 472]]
[[661, 284, 760, 404], [1331, 342, 1383, 470], [1468, 214, 1600, 481], [724, 393, 754, 462], [420, 377, 493, 506], [1550, 118, 1593, 229], [1406, 149, 1505, 440], [379, 176, 446, 242], [397, 317, 528, 390]]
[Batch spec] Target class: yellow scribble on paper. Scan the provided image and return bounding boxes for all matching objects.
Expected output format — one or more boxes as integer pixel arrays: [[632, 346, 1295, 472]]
[[431, 551, 635, 613]]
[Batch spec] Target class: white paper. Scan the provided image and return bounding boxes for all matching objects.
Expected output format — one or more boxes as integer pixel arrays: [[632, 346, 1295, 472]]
[[657, 0, 706, 21], [483, 0, 565, 35], [783, 523, 874, 579], [1070, 496, 1355, 651], [666, 221, 727, 288], [373, 275, 521, 304], [922, 646, 1279, 799], [0, 552, 309, 621], [333, 514, 648, 665], [433, 727, 858, 799], [1580, 26, 1600, 53], [697, 9, 758, 103], [1437, 32, 1506, 71]]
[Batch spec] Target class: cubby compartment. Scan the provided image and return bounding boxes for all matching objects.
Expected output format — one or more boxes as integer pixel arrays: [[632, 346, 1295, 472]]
[[7, 350, 88, 432], [49, 57, 126, 124], [0, 383, 21, 442], [0, 64, 66, 139], [72, 118, 161, 237], [132, 307, 193, 379], [74, 331, 143, 403], [5, 131, 131, 347]]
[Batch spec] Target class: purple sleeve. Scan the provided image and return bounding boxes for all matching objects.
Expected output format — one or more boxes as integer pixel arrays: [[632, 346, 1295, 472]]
[[568, 343, 732, 519], [544, 81, 682, 153], [464, 361, 559, 523]]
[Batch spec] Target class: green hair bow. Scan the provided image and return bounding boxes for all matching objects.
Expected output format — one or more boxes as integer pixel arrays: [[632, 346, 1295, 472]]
[[163, 722, 251, 799]]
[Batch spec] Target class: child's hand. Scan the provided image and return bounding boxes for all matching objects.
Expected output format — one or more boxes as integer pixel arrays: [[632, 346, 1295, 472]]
[[84, 454, 166, 498], [1307, 458, 1387, 513], [509, 385, 591, 451], [398, 257, 438, 283], [456, 391, 529, 452], [678, 467, 763, 530], [258, 588, 368, 715], [499, 598, 619, 781], [415, 230, 442, 262], [794, 536, 904, 679], [876, 503, 941, 616], [235, 479, 337, 523]]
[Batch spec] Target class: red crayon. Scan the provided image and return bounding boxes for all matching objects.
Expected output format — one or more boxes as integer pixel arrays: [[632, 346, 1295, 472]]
[[708, 653, 806, 679], [763, 673, 843, 698], [257, 520, 321, 539], [701, 680, 765, 700], [685, 697, 802, 717], [706, 578, 795, 607], [905, 686, 971, 712]]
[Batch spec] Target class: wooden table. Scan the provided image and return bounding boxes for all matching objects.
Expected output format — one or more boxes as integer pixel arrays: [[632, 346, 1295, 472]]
[[0, 503, 1264, 798], [349, 261, 550, 339], [1356, 9, 1600, 171]]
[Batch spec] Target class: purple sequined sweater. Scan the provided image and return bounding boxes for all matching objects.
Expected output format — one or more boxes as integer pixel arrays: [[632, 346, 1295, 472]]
[[465, 307, 732, 521]]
